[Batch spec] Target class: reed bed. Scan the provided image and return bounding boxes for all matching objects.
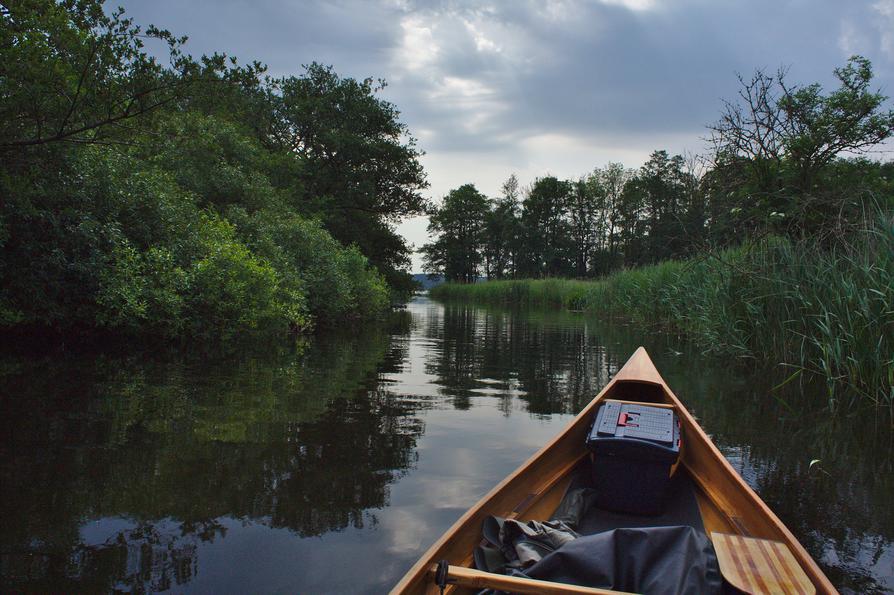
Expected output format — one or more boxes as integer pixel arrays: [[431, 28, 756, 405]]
[[431, 220, 894, 408]]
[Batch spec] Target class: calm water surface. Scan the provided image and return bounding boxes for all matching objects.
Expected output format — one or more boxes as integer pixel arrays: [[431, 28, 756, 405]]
[[1, 296, 891, 593]]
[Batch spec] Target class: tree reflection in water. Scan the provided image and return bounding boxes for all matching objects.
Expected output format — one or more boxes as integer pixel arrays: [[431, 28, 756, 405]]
[[0, 318, 426, 592], [427, 304, 619, 414]]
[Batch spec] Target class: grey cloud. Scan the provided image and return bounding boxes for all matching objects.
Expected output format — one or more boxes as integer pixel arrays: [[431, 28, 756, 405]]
[[119, 0, 404, 78], [117, 0, 894, 158]]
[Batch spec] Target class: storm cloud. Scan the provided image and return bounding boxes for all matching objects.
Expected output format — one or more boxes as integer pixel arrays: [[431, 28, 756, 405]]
[[116, 0, 894, 269]]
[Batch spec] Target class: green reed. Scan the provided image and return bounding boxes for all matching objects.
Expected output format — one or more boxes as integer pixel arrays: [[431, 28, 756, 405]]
[[430, 219, 894, 408]]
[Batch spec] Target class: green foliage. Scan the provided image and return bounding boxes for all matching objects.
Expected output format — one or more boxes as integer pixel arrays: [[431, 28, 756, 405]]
[[97, 242, 187, 333], [237, 209, 388, 324], [421, 184, 490, 283], [151, 112, 283, 213], [185, 215, 288, 339], [0, 0, 416, 342], [432, 215, 894, 407], [519, 176, 574, 277], [780, 56, 894, 186], [0, 0, 192, 150], [272, 63, 429, 291], [337, 247, 390, 317]]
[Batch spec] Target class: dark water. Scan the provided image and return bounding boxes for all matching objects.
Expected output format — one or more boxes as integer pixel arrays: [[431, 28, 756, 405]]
[[1, 296, 891, 593]]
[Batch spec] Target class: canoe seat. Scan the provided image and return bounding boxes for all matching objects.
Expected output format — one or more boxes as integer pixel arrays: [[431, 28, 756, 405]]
[[711, 532, 816, 595]]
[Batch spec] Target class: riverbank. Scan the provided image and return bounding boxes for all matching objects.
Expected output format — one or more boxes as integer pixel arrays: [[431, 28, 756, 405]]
[[431, 226, 894, 408]]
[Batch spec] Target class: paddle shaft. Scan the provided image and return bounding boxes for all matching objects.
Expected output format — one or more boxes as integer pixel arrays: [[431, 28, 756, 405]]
[[429, 564, 637, 595]]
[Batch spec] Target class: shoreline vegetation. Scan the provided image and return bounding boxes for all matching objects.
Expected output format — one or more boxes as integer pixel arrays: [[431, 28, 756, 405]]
[[430, 217, 894, 408], [1, 1, 428, 344], [421, 58, 894, 408]]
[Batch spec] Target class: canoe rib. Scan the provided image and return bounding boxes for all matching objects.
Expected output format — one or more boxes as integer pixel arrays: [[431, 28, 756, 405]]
[[390, 347, 837, 595]]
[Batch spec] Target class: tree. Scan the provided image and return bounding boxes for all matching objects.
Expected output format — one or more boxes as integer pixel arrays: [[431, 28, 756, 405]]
[[590, 163, 631, 273], [779, 57, 894, 190], [0, 1, 196, 152], [483, 175, 523, 279], [641, 151, 689, 261], [615, 175, 647, 267], [678, 153, 708, 254], [709, 55, 894, 234], [421, 184, 490, 283], [566, 178, 600, 277], [272, 64, 429, 292], [520, 177, 573, 277]]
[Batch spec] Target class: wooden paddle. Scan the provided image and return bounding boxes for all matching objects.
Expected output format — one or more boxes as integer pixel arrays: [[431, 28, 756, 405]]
[[711, 532, 816, 595], [428, 563, 638, 595]]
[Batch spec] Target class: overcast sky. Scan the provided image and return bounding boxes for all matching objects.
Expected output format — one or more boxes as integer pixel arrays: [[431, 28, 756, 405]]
[[117, 0, 894, 272]]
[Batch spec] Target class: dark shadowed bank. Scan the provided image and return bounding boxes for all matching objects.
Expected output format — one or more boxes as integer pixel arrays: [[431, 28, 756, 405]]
[[431, 220, 894, 409]]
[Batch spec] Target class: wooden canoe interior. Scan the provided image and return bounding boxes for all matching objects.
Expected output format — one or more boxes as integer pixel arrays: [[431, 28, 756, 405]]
[[390, 347, 836, 595]]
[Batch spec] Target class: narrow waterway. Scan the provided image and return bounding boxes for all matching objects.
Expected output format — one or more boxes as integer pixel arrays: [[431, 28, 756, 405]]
[[1, 295, 891, 593]]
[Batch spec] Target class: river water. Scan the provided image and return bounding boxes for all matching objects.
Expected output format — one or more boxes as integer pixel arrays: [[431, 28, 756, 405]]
[[1, 295, 891, 593]]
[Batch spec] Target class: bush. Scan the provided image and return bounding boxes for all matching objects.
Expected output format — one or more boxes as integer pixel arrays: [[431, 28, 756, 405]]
[[185, 216, 294, 339], [0, 138, 387, 341]]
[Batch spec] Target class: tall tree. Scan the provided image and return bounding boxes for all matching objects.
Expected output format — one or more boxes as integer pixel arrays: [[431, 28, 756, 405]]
[[272, 64, 429, 292], [483, 175, 523, 279], [566, 178, 600, 277], [615, 176, 648, 267], [592, 163, 632, 273], [639, 150, 689, 261], [520, 177, 573, 277], [421, 185, 490, 283]]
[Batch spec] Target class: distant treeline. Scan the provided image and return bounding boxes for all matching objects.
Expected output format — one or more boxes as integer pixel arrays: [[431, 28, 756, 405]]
[[0, 1, 428, 341], [422, 57, 894, 283]]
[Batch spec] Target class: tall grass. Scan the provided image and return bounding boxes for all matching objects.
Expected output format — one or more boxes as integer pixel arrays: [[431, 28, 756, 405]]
[[430, 277, 596, 309], [431, 217, 894, 408]]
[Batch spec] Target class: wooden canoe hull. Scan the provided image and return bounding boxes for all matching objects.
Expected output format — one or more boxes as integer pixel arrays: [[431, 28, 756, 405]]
[[390, 347, 837, 595]]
